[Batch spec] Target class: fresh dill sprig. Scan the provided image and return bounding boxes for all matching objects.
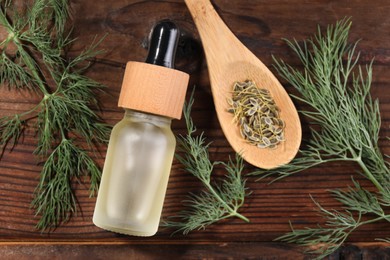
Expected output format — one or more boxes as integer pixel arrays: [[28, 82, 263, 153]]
[[278, 182, 390, 259], [0, 114, 25, 152], [32, 138, 102, 230], [0, 53, 33, 89], [252, 18, 390, 258], [0, 0, 110, 230], [163, 89, 250, 234]]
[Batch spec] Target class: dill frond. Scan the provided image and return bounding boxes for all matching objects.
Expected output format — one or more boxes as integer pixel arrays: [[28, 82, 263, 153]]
[[32, 138, 101, 230], [0, 115, 25, 152], [163, 89, 250, 235], [253, 18, 390, 258], [0, 0, 110, 231], [0, 53, 33, 89], [277, 199, 361, 259]]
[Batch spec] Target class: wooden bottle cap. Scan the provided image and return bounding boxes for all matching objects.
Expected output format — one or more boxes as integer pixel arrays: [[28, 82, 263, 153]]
[[118, 61, 189, 120]]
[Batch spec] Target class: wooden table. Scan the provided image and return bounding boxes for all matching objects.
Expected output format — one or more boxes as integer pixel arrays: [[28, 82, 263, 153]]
[[1, 0, 389, 259]]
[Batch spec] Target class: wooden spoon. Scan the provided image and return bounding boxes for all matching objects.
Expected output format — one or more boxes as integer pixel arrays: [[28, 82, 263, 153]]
[[184, 0, 301, 169]]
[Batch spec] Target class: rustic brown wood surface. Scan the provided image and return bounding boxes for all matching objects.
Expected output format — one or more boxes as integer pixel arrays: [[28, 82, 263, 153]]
[[0, 0, 389, 259]]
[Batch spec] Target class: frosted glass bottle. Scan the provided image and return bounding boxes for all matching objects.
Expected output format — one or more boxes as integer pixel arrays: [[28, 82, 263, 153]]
[[93, 110, 176, 236], [93, 20, 189, 236]]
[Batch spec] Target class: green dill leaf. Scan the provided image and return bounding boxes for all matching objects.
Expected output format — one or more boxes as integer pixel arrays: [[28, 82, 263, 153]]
[[260, 18, 390, 259], [32, 138, 78, 230], [0, 0, 110, 230], [47, 0, 69, 33], [0, 114, 25, 153], [32, 138, 101, 230], [163, 88, 249, 234], [0, 53, 33, 89], [276, 197, 361, 260], [166, 191, 228, 235], [331, 178, 384, 216], [263, 17, 389, 191]]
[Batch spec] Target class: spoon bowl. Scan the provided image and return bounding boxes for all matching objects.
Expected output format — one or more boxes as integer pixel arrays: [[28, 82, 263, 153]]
[[185, 0, 301, 169]]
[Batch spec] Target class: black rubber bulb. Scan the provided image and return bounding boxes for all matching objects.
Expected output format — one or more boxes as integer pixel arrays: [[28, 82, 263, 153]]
[[145, 20, 180, 69]]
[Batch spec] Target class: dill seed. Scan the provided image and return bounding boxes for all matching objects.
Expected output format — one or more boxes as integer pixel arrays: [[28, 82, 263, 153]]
[[227, 80, 285, 149]]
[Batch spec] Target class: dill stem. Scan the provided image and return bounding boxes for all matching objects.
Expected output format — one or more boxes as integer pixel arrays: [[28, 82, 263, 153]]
[[220, 212, 249, 223], [355, 156, 385, 194], [347, 142, 385, 194], [12, 38, 49, 95], [231, 211, 250, 223], [203, 182, 249, 223], [16, 101, 45, 121], [360, 215, 390, 226]]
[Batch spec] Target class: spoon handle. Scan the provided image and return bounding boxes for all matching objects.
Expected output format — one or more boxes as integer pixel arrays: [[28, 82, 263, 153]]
[[184, 0, 243, 66]]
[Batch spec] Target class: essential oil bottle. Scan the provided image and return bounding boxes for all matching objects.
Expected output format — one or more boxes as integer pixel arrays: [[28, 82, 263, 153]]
[[93, 20, 189, 236]]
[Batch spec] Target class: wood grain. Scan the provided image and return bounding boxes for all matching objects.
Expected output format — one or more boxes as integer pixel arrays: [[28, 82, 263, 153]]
[[0, 242, 389, 260], [118, 61, 189, 120], [0, 0, 389, 258]]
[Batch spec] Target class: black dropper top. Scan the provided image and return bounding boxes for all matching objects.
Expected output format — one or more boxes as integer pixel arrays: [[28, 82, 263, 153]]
[[145, 20, 179, 69]]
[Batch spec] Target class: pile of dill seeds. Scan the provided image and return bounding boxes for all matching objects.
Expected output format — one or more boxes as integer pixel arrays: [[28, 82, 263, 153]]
[[228, 80, 285, 149]]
